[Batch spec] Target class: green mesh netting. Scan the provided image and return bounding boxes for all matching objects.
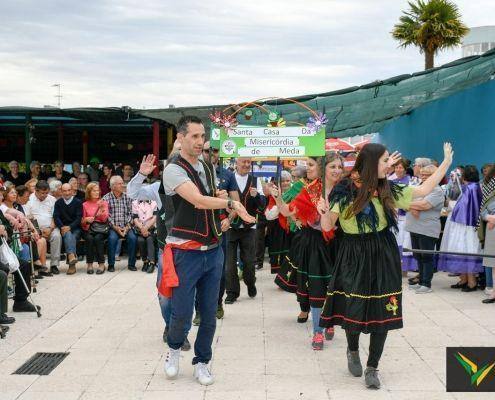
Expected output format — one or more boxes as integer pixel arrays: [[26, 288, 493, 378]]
[[134, 49, 495, 138]]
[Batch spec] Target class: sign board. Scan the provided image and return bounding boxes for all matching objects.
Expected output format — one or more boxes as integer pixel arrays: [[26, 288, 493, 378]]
[[210, 127, 221, 149], [219, 126, 325, 158]]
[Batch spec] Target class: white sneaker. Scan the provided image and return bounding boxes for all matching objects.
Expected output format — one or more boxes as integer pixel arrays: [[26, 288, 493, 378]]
[[409, 283, 420, 290], [164, 348, 181, 378], [193, 362, 214, 385], [415, 285, 432, 294], [484, 287, 493, 296]]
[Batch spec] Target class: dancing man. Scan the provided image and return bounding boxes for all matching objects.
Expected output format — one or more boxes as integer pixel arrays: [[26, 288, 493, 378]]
[[157, 116, 255, 386]]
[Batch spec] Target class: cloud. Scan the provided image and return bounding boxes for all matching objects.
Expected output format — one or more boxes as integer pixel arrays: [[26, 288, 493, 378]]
[[0, 0, 492, 108]]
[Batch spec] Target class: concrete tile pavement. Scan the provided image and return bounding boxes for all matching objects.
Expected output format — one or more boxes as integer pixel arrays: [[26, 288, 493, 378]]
[[1, 259, 495, 399]]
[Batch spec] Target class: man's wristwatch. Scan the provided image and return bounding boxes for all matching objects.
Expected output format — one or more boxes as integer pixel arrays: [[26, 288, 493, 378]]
[[227, 199, 234, 210]]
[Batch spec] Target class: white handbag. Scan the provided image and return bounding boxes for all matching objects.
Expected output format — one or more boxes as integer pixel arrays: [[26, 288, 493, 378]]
[[0, 237, 20, 273]]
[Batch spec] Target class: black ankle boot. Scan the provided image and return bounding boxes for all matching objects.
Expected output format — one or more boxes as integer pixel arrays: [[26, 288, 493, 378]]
[[147, 262, 155, 273], [142, 261, 149, 272]]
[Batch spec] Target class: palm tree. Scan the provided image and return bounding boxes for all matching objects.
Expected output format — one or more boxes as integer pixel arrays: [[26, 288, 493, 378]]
[[392, 0, 469, 70]]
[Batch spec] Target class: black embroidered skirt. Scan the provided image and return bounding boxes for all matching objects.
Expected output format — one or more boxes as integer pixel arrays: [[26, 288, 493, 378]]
[[320, 229, 403, 333], [267, 221, 292, 274], [274, 229, 302, 293], [292, 227, 334, 308]]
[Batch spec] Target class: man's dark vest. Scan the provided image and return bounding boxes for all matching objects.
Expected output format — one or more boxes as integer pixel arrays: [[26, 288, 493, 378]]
[[231, 174, 259, 230], [156, 182, 175, 248], [169, 156, 222, 245]]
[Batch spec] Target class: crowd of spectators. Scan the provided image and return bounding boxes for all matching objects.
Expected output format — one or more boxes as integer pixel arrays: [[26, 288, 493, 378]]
[[389, 157, 495, 303], [0, 159, 159, 336]]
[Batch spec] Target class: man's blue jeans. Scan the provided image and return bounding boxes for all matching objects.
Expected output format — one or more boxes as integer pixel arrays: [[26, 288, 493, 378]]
[[167, 246, 223, 364], [62, 228, 82, 254], [108, 229, 137, 267], [157, 248, 191, 336]]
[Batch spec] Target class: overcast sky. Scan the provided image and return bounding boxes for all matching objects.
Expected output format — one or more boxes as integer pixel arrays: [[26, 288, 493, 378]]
[[1, 0, 493, 109]]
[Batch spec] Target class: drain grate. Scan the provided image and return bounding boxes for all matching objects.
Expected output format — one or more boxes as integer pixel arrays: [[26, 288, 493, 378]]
[[13, 352, 69, 375]]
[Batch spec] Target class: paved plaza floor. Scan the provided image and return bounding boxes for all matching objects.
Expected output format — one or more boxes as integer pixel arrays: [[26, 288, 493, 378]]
[[1, 259, 495, 400]]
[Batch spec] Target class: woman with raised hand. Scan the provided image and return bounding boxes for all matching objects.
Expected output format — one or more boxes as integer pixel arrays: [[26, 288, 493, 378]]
[[274, 152, 344, 351], [318, 143, 453, 390]]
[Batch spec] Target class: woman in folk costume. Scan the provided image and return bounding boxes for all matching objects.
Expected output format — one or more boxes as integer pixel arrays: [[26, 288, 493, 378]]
[[273, 153, 344, 350], [318, 143, 454, 389], [438, 165, 483, 291], [390, 159, 417, 273], [265, 171, 293, 274], [273, 176, 306, 293], [478, 165, 495, 303]]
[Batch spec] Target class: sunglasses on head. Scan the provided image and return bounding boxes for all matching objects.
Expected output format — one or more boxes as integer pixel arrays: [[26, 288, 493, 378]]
[[203, 148, 219, 154]]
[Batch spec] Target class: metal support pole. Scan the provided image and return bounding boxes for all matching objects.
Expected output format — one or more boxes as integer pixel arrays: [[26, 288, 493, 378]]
[[29, 240, 37, 293], [15, 269, 41, 318], [403, 248, 495, 258], [219, 157, 223, 189], [24, 116, 32, 170], [167, 126, 173, 155], [82, 130, 89, 166], [152, 121, 160, 177], [57, 124, 64, 161]]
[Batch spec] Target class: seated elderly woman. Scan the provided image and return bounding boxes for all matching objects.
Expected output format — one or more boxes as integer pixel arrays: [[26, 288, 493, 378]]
[[0, 207, 41, 313], [25, 179, 37, 194], [0, 187, 47, 275]]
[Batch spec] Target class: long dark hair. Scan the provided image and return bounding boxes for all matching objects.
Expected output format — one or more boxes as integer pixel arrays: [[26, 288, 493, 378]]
[[347, 143, 396, 219], [462, 165, 480, 183]]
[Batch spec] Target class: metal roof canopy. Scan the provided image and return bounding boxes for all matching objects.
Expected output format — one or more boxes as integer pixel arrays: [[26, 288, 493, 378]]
[[0, 107, 155, 128], [1, 48, 494, 138]]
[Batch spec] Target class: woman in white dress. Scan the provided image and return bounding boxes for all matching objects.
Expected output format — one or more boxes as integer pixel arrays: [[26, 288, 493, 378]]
[[438, 166, 483, 291]]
